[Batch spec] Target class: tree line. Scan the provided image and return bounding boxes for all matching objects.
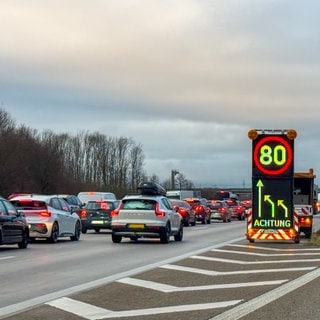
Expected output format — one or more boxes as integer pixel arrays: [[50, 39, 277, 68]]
[[0, 108, 146, 198]]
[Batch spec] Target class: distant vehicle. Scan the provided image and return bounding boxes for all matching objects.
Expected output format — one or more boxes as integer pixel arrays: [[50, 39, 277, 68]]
[[0, 196, 29, 249], [111, 181, 183, 244], [10, 194, 82, 243], [184, 198, 211, 224], [166, 190, 194, 200], [207, 200, 232, 223], [56, 194, 83, 215], [214, 190, 239, 200], [169, 199, 196, 227], [77, 191, 117, 205], [80, 199, 120, 233], [225, 199, 246, 220]]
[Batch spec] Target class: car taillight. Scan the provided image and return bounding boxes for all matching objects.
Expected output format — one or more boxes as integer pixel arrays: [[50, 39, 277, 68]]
[[155, 203, 165, 217], [178, 208, 187, 216], [219, 207, 226, 213], [110, 208, 120, 217], [195, 206, 202, 212], [80, 210, 87, 218], [39, 211, 51, 217]]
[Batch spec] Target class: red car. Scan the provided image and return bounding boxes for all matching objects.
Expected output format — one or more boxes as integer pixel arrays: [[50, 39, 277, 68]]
[[170, 199, 196, 227], [184, 198, 211, 224], [225, 199, 246, 220]]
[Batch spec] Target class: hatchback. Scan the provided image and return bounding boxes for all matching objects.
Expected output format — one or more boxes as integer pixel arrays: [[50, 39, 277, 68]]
[[169, 199, 196, 227], [79, 200, 120, 233], [0, 196, 29, 249], [207, 200, 232, 223], [10, 194, 82, 243], [183, 198, 211, 224], [225, 199, 246, 220]]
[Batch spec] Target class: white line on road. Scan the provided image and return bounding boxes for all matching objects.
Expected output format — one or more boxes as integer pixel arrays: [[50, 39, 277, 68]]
[[117, 277, 288, 292], [191, 255, 320, 264], [47, 297, 242, 319], [209, 267, 320, 320], [0, 256, 15, 261], [211, 248, 320, 256], [229, 244, 320, 251], [160, 264, 315, 275]]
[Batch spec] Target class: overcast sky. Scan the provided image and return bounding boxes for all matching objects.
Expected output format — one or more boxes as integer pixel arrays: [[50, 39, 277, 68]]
[[1, 1, 320, 188]]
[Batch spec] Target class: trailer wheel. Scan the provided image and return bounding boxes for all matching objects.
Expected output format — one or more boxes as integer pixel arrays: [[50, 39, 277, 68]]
[[294, 234, 300, 244]]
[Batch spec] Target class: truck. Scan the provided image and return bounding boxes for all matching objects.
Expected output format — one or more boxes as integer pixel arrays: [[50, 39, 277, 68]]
[[294, 168, 316, 239], [166, 190, 194, 200]]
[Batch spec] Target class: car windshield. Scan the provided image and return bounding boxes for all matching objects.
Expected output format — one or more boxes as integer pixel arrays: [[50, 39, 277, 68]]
[[122, 199, 156, 210]]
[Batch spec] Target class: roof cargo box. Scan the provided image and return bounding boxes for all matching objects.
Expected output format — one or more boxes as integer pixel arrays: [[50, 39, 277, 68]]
[[138, 181, 166, 196]]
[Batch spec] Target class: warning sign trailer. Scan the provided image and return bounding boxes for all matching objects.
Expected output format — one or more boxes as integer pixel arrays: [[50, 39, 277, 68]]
[[247, 129, 299, 243]]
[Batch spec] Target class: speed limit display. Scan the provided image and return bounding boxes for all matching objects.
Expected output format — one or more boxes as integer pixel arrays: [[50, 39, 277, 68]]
[[252, 134, 294, 177]]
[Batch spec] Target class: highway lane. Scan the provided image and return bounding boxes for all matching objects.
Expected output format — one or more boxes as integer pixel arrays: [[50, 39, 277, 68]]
[[0, 220, 245, 310]]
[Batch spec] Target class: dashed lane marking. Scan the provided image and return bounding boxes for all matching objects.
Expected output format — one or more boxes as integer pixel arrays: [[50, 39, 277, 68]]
[[117, 277, 288, 292], [211, 248, 320, 256], [47, 297, 242, 319], [160, 264, 316, 275], [191, 255, 320, 264]]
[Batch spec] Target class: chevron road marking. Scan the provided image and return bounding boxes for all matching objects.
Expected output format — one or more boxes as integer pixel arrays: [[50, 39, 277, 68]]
[[210, 267, 320, 320], [211, 248, 320, 256], [160, 264, 315, 275], [0, 256, 15, 261], [191, 255, 320, 264], [47, 297, 242, 320], [229, 244, 320, 251], [117, 277, 288, 292]]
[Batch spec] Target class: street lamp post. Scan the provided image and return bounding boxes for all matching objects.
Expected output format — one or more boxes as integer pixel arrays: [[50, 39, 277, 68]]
[[171, 170, 179, 189]]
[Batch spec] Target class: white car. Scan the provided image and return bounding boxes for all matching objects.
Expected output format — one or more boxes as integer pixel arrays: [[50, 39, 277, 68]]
[[111, 182, 183, 244], [10, 194, 82, 243]]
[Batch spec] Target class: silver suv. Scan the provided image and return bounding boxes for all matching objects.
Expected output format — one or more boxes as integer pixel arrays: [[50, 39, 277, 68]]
[[111, 182, 183, 244]]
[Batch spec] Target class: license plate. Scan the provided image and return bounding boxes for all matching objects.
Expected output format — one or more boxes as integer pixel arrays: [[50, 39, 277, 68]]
[[91, 220, 104, 224], [129, 224, 144, 229]]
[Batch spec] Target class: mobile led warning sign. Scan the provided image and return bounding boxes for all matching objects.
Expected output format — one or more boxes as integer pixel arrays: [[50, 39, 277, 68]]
[[248, 129, 296, 238]]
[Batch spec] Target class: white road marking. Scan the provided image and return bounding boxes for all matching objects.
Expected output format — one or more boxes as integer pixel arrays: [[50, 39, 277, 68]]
[[47, 297, 242, 319], [160, 264, 315, 275], [117, 277, 288, 292], [0, 256, 15, 261], [211, 248, 320, 256], [209, 267, 320, 320], [191, 255, 320, 264], [229, 244, 320, 251]]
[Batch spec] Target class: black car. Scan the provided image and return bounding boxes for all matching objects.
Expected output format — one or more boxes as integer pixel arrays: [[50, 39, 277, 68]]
[[0, 196, 29, 248], [80, 200, 120, 233]]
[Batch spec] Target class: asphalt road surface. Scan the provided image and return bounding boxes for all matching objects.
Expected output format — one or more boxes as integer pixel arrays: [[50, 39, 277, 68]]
[[1, 216, 320, 320]]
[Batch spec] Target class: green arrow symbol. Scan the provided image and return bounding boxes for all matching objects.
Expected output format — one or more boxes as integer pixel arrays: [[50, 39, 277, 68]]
[[278, 200, 288, 218], [256, 180, 264, 217], [264, 195, 275, 217]]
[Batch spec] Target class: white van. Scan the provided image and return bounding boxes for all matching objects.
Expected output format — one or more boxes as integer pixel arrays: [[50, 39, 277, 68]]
[[77, 191, 116, 205]]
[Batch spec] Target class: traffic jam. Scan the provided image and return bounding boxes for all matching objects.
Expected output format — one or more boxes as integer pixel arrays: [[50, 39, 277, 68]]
[[1, 128, 320, 320]]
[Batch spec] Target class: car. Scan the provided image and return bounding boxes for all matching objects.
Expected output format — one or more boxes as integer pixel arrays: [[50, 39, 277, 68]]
[[79, 199, 120, 233], [57, 194, 84, 216], [0, 196, 29, 249], [111, 181, 183, 244], [77, 191, 117, 205], [207, 200, 232, 223], [10, 194, 82, 243], [169, 199, 196, 227], [183, 198, 211, 224], [225, 199, 246, 220]]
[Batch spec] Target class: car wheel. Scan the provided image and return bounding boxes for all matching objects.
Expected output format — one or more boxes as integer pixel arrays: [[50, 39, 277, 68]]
[[191, 220, 196, 226], [18, 230, 29, 249], [160, 224, 170, 244], [112, 233, 122, 243], [130, 236, 139, 241], [207, 216, 211, 224], [94, 228, 100, 233], [184, 219, 189, 227], [70, 221, 81, 241], [48, 223, 59, 243], [201, 218, 206, 224], [174, 224, 183, 242]]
